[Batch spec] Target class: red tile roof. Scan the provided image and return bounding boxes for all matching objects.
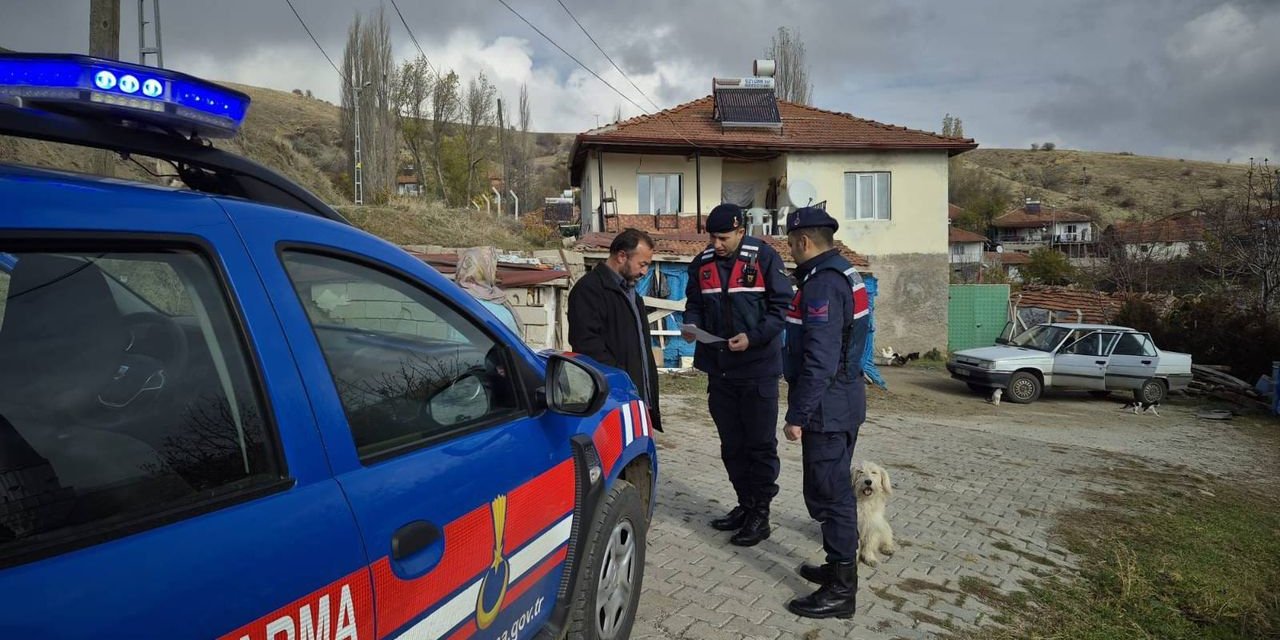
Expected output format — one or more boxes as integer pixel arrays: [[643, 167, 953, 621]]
[[1012, 286, 1121, 324], [1106, 210, 1208, 244], [574, 232, 869, 268], [949, 227, 988, 244], [570, 96, 977, 181], [948, 203, 966, 220], [985, 251, 1031, 265], [993, 205, 1093, 229]]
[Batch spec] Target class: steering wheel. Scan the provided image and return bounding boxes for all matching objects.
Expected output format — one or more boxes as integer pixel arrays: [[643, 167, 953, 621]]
[[91, 311, 190, 423]]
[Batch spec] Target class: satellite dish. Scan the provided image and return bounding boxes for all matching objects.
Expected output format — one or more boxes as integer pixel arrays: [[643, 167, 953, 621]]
[[786, 180, 818, 209]]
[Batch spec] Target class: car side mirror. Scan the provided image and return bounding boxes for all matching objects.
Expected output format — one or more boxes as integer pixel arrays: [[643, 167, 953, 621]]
[[545, 354, 608, 416]]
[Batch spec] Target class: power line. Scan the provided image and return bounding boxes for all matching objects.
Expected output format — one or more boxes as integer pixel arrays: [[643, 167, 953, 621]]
[[282, 0, 349, 84], [494, 0, 648, 116], [554, 0, 660, 113], [548, 0, 754, 160], [387, 0, 438, 78]]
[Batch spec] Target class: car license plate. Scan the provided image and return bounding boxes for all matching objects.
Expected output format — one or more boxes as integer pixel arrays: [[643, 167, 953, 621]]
[[955, 368, 969, 376]]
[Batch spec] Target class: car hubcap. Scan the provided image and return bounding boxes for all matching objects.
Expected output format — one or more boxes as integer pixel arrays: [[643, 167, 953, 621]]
[[595, 520, 636, 639], [1013, 378, 1035, 400]]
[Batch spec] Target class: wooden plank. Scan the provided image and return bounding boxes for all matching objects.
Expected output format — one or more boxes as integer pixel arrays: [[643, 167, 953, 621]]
[[642, 296, 685, 311]]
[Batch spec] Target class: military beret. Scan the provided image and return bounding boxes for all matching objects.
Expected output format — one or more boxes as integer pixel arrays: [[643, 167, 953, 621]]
[[786, 206, 839, 233], [706, 203, 744, 233]]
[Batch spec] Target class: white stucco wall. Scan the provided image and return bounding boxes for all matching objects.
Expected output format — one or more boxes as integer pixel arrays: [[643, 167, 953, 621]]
[[577, 151, 725, 226], [785, 150, 951, 256]]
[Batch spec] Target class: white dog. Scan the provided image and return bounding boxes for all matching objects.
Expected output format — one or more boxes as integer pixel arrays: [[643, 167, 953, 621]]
[[854, 461, 896, 566]]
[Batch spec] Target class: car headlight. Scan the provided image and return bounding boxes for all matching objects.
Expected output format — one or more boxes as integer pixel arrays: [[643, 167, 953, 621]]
[[976, 360, 997, 370]]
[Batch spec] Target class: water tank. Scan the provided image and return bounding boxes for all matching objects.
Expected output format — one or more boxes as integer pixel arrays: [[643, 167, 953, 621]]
[[753, 59, 776, 77]]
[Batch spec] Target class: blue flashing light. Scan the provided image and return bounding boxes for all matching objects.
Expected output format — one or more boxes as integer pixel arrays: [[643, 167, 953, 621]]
[[0, 53, 250, 138]]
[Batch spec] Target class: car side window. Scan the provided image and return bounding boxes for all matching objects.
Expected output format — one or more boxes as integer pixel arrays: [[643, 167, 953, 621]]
[[1112, 332, 1155, 357], [1061, 332, 1104, 356], [0, 249, 279, 565], [281, 252, 522, 461]]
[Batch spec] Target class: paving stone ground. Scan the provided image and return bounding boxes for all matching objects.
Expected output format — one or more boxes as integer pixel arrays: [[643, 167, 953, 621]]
[[630, 368, 1278, 639]]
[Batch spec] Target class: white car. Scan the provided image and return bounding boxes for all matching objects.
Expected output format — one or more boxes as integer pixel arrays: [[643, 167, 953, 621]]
[[946, 323, 1193, 404]]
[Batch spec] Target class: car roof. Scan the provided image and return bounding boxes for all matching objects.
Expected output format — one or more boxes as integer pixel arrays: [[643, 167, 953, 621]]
[[0, 161, 293, 217], [1043, 322, 1137, 332]]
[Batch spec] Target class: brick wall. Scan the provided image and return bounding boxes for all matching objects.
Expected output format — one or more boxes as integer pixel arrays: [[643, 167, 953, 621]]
[[603, 213, 701, 234]]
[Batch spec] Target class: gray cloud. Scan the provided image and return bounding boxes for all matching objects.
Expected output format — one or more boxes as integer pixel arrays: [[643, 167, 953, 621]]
[[0, 0, 1275, 161]]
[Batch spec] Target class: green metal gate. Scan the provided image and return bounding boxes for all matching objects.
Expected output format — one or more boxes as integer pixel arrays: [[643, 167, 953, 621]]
[[948, 284, 1010, 352]]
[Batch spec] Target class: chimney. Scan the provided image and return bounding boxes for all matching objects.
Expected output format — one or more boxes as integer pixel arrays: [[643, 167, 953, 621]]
[[1025, 198, 1042, 214]]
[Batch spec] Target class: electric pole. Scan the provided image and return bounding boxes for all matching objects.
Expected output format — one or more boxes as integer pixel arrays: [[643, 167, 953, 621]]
[[137, 0, 164, 67], [90, 0, 120, 177]]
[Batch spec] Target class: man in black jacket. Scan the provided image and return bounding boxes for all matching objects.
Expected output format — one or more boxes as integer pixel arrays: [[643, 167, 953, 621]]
[[567, 228, 663, 432], [682, 203, 792, 546]]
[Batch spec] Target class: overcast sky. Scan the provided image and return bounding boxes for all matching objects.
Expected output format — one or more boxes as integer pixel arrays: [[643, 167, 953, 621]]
[[2, 0, 1276, 162]]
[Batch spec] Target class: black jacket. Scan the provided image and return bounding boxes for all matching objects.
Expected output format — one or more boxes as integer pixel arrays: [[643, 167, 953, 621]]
[[683, 238, 792, 379], [567, 263, 663, 431]]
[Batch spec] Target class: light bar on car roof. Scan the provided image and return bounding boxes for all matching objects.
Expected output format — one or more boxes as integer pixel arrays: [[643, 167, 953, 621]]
[[0, 53, 250, 138]]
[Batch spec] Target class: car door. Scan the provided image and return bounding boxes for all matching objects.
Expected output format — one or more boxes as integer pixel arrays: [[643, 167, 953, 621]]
[[1052, 331, 1116, 390], [230, 207, 580, 640], [0, 190, 371, 639], [1105, 332, 1160, 390]]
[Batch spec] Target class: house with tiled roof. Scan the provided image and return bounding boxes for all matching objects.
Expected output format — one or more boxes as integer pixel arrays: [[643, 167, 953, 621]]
[[1103, 209, 1208, 260], [992, 199, 1097, 259], [568, 63, 978, 352]]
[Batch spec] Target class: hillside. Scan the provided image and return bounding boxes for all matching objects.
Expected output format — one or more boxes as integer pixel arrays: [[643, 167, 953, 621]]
[[957, 148, 1251, 223], [0, 81, 577, 248]]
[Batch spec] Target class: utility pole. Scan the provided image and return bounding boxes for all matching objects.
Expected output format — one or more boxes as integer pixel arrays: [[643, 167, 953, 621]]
[[137, 0, 164, 67], [353, 80, 365, 205], [90, 0, 120, 178]]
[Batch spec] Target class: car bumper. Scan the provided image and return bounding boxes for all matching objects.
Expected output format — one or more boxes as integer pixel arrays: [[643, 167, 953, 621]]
[[947, 362, 1012, 387], [1162, 373, 1193, 391]]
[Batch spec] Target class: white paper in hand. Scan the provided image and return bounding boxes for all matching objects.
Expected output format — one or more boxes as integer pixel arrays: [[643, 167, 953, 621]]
[[681, 323, 726, 344]]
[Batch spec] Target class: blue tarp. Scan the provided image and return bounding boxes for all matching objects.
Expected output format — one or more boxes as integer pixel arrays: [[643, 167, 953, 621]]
[[861, 275, 886, 389], [643, 263, 884, 380]]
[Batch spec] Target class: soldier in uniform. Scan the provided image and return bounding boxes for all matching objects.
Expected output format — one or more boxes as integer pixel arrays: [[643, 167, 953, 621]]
[[682, 203, 793, 546], [780, 206, 871, 618]]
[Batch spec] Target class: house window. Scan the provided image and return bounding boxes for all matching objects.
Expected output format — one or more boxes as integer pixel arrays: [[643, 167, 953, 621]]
[[637, 174, 682, 214], [843, 172, 891, 220]]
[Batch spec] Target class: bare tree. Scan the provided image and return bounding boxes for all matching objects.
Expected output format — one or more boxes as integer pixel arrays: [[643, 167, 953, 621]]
[[461, 73, 497, 204], [1198, 159, 1280, 315], [942, 113, 954, 137], [765, 27, 812, 105], [508, 83, 535, 212], [429, 70, 461, 203], [392, 55, 434, 197], [340, 8, 396, 204]]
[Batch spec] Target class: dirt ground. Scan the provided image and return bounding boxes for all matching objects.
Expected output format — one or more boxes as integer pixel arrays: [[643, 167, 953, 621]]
[[865, 365, 1280, 488]]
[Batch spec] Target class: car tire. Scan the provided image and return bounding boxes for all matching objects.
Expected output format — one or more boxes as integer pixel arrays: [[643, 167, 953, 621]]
[[1007, 372, 1042, 404], [1088, 390, 1112, 398], [966, 383, 989, 394], [567, 479, 647, 640], [1135, 379, 1166, 404]]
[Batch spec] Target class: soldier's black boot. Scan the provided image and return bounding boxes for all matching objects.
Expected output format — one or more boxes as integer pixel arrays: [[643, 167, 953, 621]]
[[787, 562, 856, 619], [798, 562, 834, 585], [730, 504, 770, 547], [710, 505, 748, 531]]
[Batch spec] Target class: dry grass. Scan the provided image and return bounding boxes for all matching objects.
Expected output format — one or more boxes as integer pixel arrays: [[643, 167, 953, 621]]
[[960, 148, 1252, 224], [957, 466, 1280, 640], [338, 198, 557, 250]]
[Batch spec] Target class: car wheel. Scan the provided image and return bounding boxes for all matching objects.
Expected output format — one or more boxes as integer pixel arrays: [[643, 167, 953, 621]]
[[1007, 372, 1042, 404], [1088, 390, 1112, 398], [966, 383, 989, 394], [1135, 379, 1166, 404], [568, 479, 646, 640]]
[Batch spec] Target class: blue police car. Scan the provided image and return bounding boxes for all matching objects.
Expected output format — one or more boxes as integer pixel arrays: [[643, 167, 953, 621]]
[[0, 53, 657, 640]]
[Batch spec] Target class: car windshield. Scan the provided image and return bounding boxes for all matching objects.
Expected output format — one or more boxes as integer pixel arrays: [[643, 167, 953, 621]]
[[1009, 325, 1071, 352]]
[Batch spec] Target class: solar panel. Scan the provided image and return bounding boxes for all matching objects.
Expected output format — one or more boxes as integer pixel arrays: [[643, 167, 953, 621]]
[[713, 77, 781, 128]]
